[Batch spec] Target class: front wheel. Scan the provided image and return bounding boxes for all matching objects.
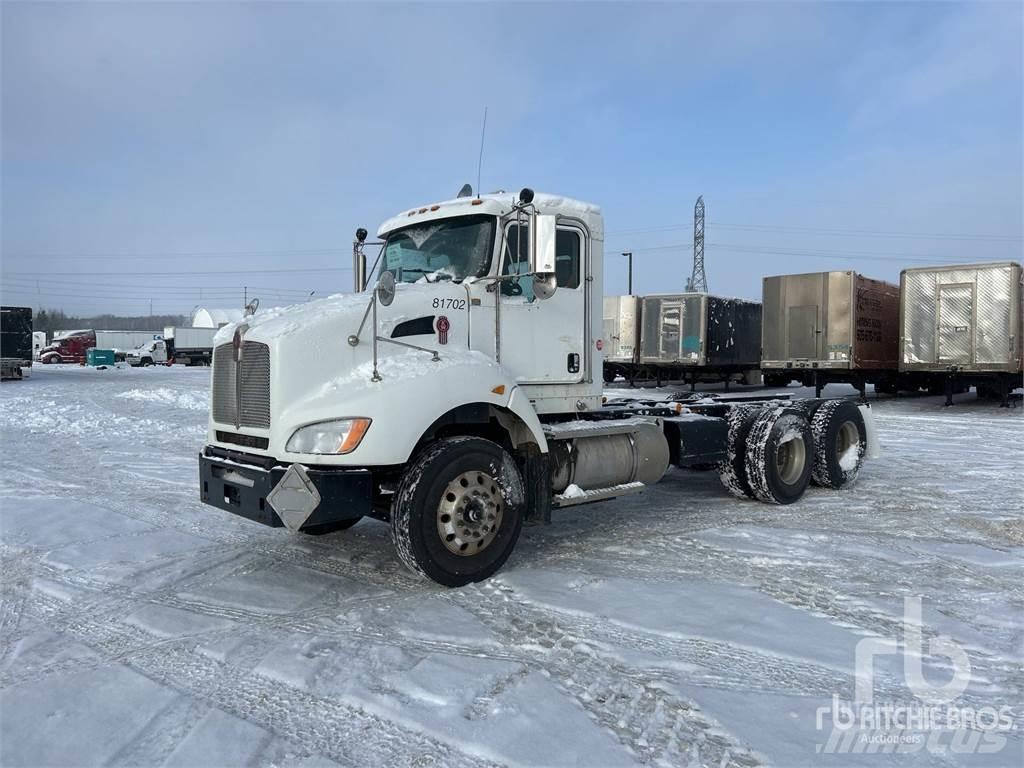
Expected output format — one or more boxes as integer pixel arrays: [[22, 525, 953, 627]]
[[391, 436, 525, 586]]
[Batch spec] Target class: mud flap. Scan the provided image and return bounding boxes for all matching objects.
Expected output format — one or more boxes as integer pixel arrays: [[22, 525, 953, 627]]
[[858, 404, 881, 459]]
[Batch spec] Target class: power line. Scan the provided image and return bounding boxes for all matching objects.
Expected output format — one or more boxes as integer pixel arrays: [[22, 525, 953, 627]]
[[610, 240, 1001, 263], [708, 221, 1023, 242], [1, 277, 325, 295], [606, 221, 1022, 242], [3, 266, 354, 277], [1, 247, 350, 261]]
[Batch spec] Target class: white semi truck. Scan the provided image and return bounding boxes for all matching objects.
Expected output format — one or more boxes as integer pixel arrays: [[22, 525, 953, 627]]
[[199, 189, 878, 586]]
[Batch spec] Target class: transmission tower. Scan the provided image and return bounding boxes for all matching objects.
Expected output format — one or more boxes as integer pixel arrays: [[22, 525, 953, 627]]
[[686, 195, 707, 293]]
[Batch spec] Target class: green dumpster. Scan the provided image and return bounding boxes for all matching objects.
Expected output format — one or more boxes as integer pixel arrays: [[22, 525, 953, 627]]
[[86, 348, 116, 367]]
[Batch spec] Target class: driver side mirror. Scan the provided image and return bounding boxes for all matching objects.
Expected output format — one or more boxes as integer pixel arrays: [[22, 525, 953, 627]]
[[530, 213, 558, 300]]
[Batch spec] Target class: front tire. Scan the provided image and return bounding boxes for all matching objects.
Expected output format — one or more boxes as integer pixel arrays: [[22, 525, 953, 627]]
[[391, 436, 525, 587]]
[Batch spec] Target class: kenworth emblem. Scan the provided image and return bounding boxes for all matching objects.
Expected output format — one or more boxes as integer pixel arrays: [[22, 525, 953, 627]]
[[436, 315, 450, 345]]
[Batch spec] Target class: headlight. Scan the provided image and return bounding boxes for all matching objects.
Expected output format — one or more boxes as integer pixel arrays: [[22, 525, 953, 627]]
[[285, 418, 371, 455]]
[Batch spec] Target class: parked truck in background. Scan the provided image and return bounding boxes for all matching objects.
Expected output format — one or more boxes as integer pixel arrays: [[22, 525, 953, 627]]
[[125, 327, 216, 366], [165, 326, 216, 365], [125, 338, 170, 367], [1, 306, 34, 380], [198, 187, 879, 586], [40, 330, 162, 364]]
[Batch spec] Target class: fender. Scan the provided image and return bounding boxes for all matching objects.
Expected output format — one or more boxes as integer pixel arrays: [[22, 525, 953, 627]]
[[271, 354, 548, 466]]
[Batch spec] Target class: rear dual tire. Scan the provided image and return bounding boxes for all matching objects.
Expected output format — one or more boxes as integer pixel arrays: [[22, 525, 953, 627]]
[[809, 400, 866, 489], [744, 407, 814, 505]]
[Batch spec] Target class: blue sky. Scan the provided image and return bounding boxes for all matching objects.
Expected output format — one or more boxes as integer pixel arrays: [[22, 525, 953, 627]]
[[2, 1, 1021, 316]]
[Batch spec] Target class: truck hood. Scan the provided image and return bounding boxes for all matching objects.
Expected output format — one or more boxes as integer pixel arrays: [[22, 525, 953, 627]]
[[215, 283, 474, 348], [207, 283, 516, 464]]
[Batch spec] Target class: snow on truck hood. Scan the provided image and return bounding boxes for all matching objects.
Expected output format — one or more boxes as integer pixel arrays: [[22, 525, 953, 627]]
[[213, 292, 368, 345]]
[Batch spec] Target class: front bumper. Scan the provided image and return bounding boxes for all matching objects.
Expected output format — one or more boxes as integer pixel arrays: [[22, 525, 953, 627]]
[[199, 447, 372, 530]]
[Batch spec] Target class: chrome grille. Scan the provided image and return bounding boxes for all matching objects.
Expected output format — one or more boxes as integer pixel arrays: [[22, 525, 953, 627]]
[[238, 342, 270, 428], [211, 341, 270, 429], [212, 343, 236, 425]]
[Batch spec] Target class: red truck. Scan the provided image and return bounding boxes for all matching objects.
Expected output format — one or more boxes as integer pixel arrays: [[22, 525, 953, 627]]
[[40, 330, 162, 364]]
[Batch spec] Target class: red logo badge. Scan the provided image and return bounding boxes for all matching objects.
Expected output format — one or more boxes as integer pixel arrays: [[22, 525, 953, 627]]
[[436, 315, 450, 345]]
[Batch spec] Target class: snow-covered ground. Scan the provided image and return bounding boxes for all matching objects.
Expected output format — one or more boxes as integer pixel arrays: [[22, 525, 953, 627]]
[[1, 365, 1021, 767]]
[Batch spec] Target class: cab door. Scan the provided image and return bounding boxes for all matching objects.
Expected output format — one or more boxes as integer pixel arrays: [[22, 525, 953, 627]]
[[496, 221, 587, 384]]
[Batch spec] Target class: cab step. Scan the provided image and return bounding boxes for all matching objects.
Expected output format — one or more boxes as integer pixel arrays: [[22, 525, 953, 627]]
[[553, 480, 645, 508]]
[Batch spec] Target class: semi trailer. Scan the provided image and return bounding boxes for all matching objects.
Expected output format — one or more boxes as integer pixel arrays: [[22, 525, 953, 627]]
[[761, 271, 900, 396], [32, 332, 46, 361], [40, 330, 163, 364], [198, 188, 879, 586], [900, 261, 1023, 406], [1, 306, 33, 380], [603, 294, 762, 387]]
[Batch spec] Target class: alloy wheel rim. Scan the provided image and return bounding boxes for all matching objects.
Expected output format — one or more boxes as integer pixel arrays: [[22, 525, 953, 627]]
[[436, 471, 504, 556]]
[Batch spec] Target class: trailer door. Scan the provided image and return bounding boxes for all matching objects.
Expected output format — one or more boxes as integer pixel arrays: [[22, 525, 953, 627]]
[[937, 283, 974, 364], [787, 305, 819, 359], [659, 301, 682, 361]]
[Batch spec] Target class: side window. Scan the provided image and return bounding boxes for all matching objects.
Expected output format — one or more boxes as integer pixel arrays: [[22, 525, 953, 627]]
[[501, 224, 582, 299]]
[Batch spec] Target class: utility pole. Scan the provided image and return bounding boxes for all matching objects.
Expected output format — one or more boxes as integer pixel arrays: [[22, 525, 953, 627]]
[[622, 252, 633, 295], [149, 298, 153, 316], [244, 286, 247, 307], [687, 195, 707, 293]]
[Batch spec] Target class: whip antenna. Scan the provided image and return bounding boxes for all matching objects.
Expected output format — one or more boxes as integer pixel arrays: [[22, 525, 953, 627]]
[[476, 106, 488, 198]]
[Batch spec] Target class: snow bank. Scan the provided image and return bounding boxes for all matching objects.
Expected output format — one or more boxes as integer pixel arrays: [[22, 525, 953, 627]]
[[115, 387, 207, 410]]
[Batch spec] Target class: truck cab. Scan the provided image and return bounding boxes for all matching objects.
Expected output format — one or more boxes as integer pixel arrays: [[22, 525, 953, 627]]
[[199, 188, 877, 586], [40, 331, 93, 364], [126, 339, 168, 367]]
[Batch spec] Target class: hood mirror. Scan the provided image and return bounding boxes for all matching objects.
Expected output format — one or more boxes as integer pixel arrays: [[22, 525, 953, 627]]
[[376, 270, 397, 306]]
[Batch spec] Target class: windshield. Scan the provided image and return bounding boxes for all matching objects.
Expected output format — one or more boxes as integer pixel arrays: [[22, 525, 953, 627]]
[[381, 214, 495, 284]]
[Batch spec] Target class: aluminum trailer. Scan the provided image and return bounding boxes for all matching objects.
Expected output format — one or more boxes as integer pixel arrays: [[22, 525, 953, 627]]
[[602, 295, 641, 382], [900, 261, 1023, 406], [639, 293, 761, 387], [761, 271, 900, 397]]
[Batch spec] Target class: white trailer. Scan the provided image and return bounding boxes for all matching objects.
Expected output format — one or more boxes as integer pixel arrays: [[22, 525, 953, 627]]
[[95, 331, 163, 360], [32, 332, 46, 361], [199, 188, 879, 586]]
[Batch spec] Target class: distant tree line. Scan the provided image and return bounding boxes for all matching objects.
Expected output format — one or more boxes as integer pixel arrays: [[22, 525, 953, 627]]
[[32, 309, 188, 335]]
